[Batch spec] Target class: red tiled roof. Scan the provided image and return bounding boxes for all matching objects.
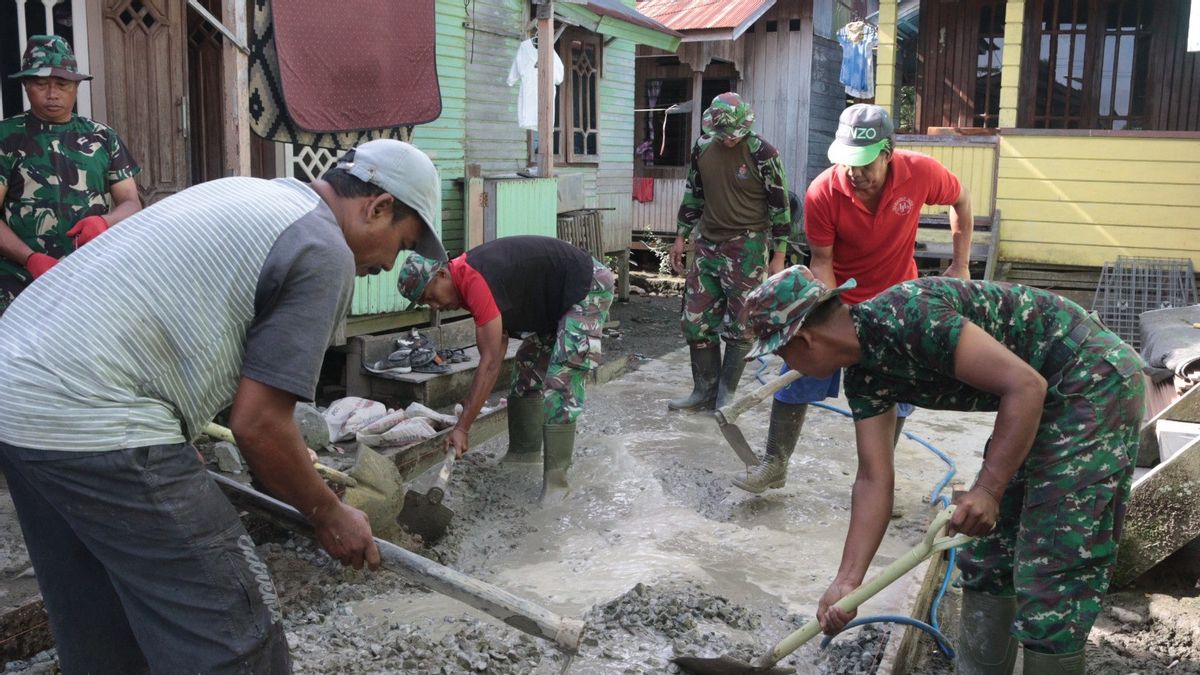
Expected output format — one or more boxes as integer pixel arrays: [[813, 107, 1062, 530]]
[[635, 0, 775, 33]]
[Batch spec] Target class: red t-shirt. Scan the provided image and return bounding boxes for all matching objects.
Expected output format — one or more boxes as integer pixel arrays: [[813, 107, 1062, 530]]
[[449, 255, 500, 326], [805, 150, 961, 305]]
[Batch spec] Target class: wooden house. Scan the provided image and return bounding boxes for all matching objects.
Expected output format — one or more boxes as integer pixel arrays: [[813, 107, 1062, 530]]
[[630, 0, 848, 239], [0, 0, 679, 334]]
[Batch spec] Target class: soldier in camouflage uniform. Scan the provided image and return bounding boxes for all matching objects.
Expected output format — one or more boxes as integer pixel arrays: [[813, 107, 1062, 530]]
[[667, 92, 791, 412], [397, 235, 614, 504], [0, 35, 142, 314], [741, 266, 1144, 675]]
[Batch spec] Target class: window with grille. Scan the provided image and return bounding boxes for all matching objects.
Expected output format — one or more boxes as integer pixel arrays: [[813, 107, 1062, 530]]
[[553, 30, 601, 164], [974, 3, 1005, 128]]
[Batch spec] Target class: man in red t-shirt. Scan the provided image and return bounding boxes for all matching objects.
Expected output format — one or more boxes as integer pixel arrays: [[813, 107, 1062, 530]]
[[734, 104, 972, 494]]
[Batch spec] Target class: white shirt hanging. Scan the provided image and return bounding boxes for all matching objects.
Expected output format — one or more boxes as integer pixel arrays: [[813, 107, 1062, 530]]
[[507, 39, 565, 131]]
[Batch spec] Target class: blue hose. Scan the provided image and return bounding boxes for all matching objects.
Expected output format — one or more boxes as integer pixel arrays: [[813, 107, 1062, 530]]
[[754, 357, 769, 385], [805, 401, 961, 659]]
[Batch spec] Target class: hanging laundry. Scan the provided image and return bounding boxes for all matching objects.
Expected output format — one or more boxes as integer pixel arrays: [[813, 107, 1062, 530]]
[[632, 177, 655, 203], [506, 38, 565, 130], [837, 21, 878, 99]]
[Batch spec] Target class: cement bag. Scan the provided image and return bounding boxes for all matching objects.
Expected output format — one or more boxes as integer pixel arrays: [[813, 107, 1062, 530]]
[[357, 416, 437, 448], [403, 402, 458, 430], [324, 397, 387, 442]]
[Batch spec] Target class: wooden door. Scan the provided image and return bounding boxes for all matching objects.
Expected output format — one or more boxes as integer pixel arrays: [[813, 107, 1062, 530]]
[[103, 0, 188, 203], [187, 0, 225, 184], [916, 0, 1006, 131]]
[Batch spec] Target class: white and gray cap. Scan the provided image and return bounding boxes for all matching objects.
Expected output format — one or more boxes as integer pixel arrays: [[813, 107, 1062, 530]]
[[338, 139, 447, 262]]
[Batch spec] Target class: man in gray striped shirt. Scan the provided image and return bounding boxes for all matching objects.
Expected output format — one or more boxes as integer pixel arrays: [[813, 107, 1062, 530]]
[[0, 139, 445, 674]]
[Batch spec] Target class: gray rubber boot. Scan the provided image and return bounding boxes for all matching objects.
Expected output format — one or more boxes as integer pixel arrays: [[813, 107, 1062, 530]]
[[668, 344, 721, 411], [540, 422, 575, 505], [955, 590, 1018, 675], [504, 394, 544, 463], [1021, 647, 1084, 675], [731, 401, 807, 494], [714, 341, 751, 410]]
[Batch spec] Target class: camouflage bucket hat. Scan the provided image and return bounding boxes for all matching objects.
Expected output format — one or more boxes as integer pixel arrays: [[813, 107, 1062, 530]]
[[701, 92, 755, 140], [743, 266, 857, 360], [9, 35, 91, 82], [396, 253, 445, 304]]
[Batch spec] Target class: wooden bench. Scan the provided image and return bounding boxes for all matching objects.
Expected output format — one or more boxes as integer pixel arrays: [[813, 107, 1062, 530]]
[[914, 210, 1002, 281]]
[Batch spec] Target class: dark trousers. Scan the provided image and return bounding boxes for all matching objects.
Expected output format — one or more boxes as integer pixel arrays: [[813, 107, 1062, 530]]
[[0, 442, 291, 674]]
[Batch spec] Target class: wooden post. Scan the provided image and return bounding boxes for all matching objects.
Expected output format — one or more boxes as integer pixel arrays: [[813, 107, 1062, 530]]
[[222, 0, 251, 176], [690, 69, 704, 143], [536, 0, 555, 178]]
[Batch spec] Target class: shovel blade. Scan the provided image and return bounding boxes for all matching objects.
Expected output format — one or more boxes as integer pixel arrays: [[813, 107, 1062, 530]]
[[672, 655, 794, 675], [718, 421, 760, 469], [397, 491, 454, 544]]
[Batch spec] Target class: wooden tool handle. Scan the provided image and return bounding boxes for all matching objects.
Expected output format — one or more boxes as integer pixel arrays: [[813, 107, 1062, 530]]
[[426, 448, 456, 505], [717, 369, 804, 425]]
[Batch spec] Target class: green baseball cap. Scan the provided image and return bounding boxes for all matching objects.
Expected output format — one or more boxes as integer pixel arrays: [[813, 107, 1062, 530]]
[[396, 253, 445, 304], [742, 266, 857, 360], [827, 104, 894, 167], [9, 35, 91, 82], [337, 139, 447, 262], [701, 92, 755, 141]]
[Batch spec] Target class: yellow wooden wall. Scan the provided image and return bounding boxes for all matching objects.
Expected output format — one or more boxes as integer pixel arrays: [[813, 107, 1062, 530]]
[[995, 134, 1200, 267], [895, 140, 997, 217]]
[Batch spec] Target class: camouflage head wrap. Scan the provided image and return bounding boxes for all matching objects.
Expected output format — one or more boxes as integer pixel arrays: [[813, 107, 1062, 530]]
[[742, 266, 857, 359], [396, 253, 445, 304], [701, 92, 755, 140], [9, 35, 91, 82]]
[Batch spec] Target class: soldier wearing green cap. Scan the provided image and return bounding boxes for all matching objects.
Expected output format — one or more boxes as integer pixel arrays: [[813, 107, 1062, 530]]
[[667, 91, 792, 414], [0, 35, 142, 313], [741, 266, 1144, 675], [397, 235, 613, 504]]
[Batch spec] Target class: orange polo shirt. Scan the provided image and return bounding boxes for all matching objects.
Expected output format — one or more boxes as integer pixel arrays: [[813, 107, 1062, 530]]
[[805, 150, 961, 304]]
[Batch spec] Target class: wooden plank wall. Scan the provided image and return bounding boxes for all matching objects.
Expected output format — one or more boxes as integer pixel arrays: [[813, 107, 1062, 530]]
[[631, 178, 686, 234], [739, 0, 815, 195], [895, 136, 998, 217], [594, 32, 637, 254], [807, 34, 842, 191], [464, 0, 528, 176], [995, 133, 1200, 268]]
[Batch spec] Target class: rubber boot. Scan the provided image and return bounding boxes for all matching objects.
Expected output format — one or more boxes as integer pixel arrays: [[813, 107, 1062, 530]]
[[668, 344, 721, 411], [540, 422, 575, 505], [731, 401, 807, 494], [955, 590, 1018, 675], [504, 395, 544, 463], [1020, 647, 1084, 675], [714, 341, 751, 410]]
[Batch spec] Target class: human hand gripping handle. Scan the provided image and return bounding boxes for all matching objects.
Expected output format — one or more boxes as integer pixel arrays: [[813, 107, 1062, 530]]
[[448, 426, 469, 458], [817, 577, 862, 634], [949, 484, 1000, 536], [23, 252, 57, 279], [308, 499, 381, 570], [66, 215, 109, 248]]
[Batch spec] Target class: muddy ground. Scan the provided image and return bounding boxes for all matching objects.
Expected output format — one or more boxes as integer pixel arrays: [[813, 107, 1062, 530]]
[[2, 289, 1199, 674]]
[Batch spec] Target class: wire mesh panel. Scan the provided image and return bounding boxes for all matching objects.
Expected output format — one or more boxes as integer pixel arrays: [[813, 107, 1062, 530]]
[[1092, 256, 1199, 349]]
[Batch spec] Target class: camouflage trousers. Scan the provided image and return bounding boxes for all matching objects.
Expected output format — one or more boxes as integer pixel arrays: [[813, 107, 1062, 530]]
[[511, 260, 615, 425], [957, 336, 1145, 654], [680, 231, 767, 346], [0, 274, 31, 317]]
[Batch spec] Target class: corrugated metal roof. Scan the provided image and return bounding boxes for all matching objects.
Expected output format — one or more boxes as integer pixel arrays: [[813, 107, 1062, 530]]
[[635, 0, 775, 34], [584, 0, 681, 37]]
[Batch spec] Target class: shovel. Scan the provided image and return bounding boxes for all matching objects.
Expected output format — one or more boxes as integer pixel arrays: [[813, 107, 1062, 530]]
[[673, 507, 973, 675], [208, 470, 585, 652], [716, 370, 804, 469], [397, 446, 457, 544]]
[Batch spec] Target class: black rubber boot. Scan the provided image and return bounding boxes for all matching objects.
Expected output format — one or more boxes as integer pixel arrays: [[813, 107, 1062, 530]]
[[1021, 647, 1084, 675], [731, 401, 807, 494], [504, 394, 544, 463], [955, 590, 1018, 675], [714, 341, 751, 410], [540, 422, 575, 505], [668, 344, 721, 411]]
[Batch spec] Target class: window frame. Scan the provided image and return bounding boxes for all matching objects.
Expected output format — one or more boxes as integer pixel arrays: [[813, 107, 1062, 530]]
[[553, 28, 603, 165]]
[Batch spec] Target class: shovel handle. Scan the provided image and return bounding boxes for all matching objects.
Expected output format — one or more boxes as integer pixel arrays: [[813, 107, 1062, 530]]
[[426, 447, 456, 505], [756, 508, 974, 668], [716, 369, 804, 425]]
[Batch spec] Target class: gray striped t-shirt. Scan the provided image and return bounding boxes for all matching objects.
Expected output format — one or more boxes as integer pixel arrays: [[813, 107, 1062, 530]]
[[0, 177, 354, 452]]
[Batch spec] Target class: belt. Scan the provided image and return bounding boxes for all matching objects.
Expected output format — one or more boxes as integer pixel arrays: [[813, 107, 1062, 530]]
[[1042, 313, 1107, 375]]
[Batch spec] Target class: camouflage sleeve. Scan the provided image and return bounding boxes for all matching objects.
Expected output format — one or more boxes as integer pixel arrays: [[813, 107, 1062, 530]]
[[103, 128, 140, 183], [675, 139, 705, 239], [749, 137, 791, 252]]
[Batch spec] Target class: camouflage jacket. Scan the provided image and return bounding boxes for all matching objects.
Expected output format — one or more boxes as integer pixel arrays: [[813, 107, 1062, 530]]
[[675, 133, 791, 251], [846, 277, 1142, 501], [0, 112, 140, 282]]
